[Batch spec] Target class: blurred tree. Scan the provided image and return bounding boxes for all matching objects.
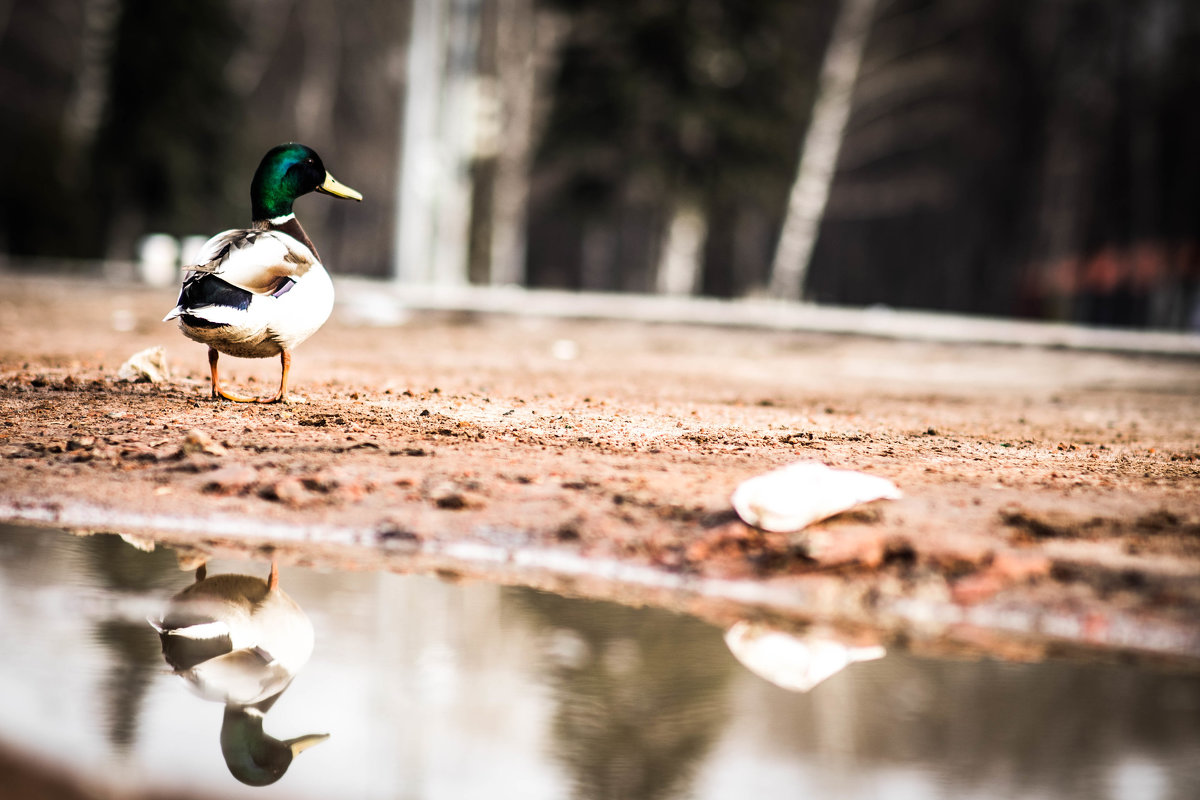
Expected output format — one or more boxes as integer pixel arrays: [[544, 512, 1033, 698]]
[[0, 0, 105, 258], [92, 0, 243, 259], [526, 0, 837, 295], [804, 0, 1200, 325], [0, 0, 243, 260], [0, 0, 400, 274], [524, 0, 1200, 327], [512, 587, 733, 800], [229, 0, 404, 277], [3, 0, 1199, 326], [467, 0, 561, 287], [805, 0, 1036, 315], [769, 0, 878, 300]]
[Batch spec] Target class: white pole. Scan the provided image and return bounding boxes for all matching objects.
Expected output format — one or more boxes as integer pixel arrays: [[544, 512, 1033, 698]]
[[393, 0, 481, 285], [655, 202, 707, 296], [393, 0, 442, 283]]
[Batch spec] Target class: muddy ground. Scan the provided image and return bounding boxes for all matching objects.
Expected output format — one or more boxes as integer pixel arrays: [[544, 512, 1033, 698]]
[[1, 274, 1198, 662]]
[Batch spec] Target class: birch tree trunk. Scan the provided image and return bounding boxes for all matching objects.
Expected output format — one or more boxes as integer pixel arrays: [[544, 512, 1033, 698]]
[[768, 0, 878, 300], [63, 0, 118, 158], [486, 0, 535, 286]]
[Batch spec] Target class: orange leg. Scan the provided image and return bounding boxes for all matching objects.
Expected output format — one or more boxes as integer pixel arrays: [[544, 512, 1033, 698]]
[[271, 350, 292, 404], [208, 348, 293, 404], [208, 347, 259, 403]]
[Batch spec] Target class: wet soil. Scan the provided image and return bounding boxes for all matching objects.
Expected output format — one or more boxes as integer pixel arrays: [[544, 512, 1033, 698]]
[[2, 275, 1199, 661]]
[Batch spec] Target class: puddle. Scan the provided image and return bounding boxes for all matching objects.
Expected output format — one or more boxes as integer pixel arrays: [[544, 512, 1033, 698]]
[[1, 524, 1198, 800]]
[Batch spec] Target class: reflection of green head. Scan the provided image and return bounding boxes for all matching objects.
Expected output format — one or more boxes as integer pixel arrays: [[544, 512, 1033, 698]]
[[220, 706, 329, 786], [250, 142, 362, 221]]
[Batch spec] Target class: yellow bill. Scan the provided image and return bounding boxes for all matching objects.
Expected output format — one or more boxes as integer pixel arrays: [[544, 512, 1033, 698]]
[[317, 172, 362, 201]]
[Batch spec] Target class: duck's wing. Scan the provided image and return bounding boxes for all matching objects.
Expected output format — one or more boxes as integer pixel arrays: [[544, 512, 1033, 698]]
[[163, 230, 319, 324], [187, 229, 318, 293]]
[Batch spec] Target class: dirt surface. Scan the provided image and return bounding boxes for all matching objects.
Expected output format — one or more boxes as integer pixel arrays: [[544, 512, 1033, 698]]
[[2, 274, 1199, 662]]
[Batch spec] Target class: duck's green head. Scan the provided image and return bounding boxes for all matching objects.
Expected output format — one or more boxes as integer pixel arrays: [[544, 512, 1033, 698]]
[[250, 143, 362, 222]]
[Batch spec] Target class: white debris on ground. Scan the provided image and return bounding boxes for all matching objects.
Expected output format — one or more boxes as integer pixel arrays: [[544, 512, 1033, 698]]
[[118, 533, 157, 552], [116, 346, 170, 384], [731, 460, 902, 533], [724, 621, 887, 692], [551, 339, 579, 361]]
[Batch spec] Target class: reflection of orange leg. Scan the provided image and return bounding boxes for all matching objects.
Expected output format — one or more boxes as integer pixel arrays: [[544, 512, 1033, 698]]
[[208, 348, 259, 403], [267, 561, 279, 592]]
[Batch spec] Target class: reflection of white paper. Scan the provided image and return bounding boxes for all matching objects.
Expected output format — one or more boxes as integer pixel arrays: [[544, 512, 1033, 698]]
[[731, 461, 901, 533], [724, 621, 886, 692]]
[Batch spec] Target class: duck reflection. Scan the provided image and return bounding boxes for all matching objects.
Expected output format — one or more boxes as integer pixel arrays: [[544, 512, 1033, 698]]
[[149, 561, 327, 786]]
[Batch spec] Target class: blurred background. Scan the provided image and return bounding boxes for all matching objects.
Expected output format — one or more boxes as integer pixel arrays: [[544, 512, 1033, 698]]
[[2, 0, 1199, 329]]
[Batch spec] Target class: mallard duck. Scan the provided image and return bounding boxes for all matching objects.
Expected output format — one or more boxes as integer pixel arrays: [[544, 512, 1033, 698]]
[[163, 143, 362, 403]]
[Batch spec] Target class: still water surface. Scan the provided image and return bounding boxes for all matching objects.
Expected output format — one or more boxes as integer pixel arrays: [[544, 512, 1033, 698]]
[[0, 524, 1197, 800]]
